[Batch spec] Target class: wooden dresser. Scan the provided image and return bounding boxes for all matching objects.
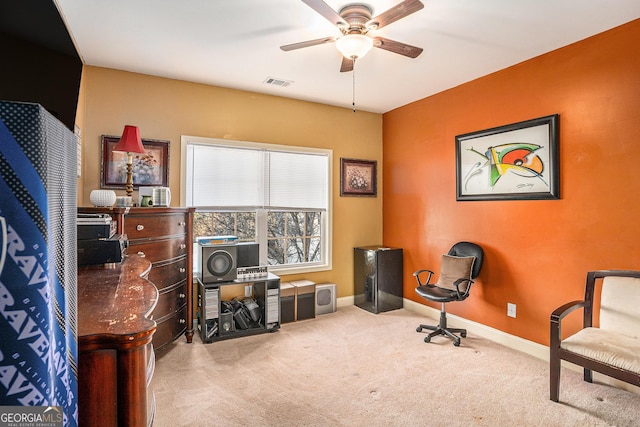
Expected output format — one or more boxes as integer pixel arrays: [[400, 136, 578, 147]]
[[79, 206, 195, 349], [78, 255, 157, 427]]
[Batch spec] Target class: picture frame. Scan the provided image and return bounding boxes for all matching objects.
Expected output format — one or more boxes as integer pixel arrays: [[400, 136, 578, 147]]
[[455, 114, 559, 201], [100, 135, 169, 189], [340, 158, 377, 197]]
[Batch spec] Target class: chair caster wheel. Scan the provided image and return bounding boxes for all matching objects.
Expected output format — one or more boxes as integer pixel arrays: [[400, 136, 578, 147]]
[[461, 332, 467, 338], [424, 336, 431, 343], [416, 327, 423, 333], [453, 341, 460, 347]]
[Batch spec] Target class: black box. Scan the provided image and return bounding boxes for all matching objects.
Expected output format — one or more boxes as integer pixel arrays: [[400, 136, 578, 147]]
[[354, 246, 404, 314], [77, 222, 116, 240], [280, 282, 296, 324], [77, 234, 127, 266], [291, 280, 316, 321]]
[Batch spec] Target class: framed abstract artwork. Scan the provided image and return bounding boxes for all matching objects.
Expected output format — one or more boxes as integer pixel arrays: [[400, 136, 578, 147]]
[[101, 135, 169, 189], [340, 158, 377, 197], [455, 114, 559, 201]]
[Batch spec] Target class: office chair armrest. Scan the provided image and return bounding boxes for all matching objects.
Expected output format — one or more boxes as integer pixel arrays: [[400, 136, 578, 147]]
[[413, 269, 435, 286], [453, 278, 474, 299]]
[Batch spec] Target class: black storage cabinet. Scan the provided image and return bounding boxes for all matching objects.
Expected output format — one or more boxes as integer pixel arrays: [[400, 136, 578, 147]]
[[354, 246, 403, 313]]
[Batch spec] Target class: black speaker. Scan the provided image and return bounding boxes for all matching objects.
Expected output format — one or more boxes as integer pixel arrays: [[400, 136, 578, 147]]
[[200, 244, 237, 283], [236, 242, 259, 267], [219, 312, 235, 335]]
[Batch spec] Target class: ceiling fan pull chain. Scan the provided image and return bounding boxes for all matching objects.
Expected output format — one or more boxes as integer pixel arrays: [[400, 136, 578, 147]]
[[352, 58, 356, 113]]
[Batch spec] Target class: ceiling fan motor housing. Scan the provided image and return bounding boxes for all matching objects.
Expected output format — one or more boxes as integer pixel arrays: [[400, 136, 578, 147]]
[[338, 4, 373, 35]]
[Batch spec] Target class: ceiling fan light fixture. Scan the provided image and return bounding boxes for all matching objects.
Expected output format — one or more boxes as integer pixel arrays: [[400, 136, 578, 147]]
[[336, 34, 373, 60]]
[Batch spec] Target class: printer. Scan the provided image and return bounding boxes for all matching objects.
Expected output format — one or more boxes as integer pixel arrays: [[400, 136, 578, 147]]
[[77, 214, 128, 266]]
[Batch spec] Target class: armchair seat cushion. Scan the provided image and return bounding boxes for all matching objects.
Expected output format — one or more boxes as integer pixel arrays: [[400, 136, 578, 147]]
[[561, 327, 640, 374]]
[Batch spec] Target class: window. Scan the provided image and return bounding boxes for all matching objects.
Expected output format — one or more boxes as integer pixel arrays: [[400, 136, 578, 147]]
[[182, 136, 332, 275], [193, 212, 256, 241], [267, 211, 321, 265]]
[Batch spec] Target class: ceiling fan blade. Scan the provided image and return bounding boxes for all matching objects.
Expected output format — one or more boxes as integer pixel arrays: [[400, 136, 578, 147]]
[[302, 0, 347, 28], [373, 37, 423, 58], [340, 57, 354, 73], [367, 0, 424, 30], [280, 37, 337, 51]]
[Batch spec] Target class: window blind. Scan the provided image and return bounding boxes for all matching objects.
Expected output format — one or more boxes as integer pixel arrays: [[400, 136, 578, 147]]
[[186, 143, 328, 210]]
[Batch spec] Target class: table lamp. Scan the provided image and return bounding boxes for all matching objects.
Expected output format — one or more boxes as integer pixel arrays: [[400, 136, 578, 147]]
[[113, 125, 145, 198]]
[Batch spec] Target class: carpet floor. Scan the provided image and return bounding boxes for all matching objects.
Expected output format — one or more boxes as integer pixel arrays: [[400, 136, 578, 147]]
[[152, 305, 640, 426]]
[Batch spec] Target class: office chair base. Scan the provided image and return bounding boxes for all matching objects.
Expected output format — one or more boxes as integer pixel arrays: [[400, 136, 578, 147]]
[[416, 310, 466, 346]]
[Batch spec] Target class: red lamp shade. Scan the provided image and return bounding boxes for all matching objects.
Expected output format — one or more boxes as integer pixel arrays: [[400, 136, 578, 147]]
[[113, 125, 145, 153]]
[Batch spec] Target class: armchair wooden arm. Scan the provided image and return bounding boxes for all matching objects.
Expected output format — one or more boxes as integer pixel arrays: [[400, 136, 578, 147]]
[[550, 300, 585, 346]]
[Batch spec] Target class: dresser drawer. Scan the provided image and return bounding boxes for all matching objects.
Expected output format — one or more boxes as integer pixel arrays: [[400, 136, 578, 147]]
[[154, 283, 188, 321], [153, 305, 188, 349], [130, 237, 188, 264], [148, 258, 188, 291], [124, 213, 188, 239]]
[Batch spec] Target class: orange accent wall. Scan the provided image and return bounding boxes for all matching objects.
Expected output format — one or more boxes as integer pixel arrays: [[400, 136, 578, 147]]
[[382, 19, 640, 345]]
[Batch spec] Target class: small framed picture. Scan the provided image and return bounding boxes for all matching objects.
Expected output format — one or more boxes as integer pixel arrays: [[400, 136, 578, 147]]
[[100, 135, 169, 189], [340, 158, 377, 197]]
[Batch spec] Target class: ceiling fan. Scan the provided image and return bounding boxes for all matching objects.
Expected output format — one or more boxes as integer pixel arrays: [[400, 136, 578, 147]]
[[281, 0, 424, 72]]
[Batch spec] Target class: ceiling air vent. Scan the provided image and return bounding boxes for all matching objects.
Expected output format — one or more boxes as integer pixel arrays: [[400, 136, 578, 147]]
[[263, 77, 293, 88]]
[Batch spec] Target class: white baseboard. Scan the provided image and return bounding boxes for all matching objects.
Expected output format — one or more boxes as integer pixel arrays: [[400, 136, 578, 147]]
[[337, 295, 354, 308]]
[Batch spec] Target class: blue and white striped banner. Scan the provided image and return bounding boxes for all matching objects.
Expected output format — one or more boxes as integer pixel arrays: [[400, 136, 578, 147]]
[[0, 101, 78, 427]]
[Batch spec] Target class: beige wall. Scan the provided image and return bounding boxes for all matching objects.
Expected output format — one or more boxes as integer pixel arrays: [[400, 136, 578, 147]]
[[78, 66, 383, 295]]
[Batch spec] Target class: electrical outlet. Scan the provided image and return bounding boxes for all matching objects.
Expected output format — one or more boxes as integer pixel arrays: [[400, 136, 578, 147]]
[[507, 303, 516, 318]]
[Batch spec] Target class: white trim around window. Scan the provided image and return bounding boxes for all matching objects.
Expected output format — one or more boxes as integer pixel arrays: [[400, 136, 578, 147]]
[[181, 135, 333, 275]]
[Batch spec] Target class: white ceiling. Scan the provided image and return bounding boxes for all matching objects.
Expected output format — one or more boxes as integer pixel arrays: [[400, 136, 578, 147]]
[[55, 0, 640, 114]]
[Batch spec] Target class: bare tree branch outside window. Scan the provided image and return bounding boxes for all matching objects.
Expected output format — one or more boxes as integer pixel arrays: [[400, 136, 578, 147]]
[[194, 210, 321, 267]]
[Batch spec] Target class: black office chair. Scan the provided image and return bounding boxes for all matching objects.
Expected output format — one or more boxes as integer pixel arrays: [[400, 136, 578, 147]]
[[414, 242, 484, 346]]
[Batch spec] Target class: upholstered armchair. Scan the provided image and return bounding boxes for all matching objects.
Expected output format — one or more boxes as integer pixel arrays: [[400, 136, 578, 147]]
[[550, 270, 640, 402]]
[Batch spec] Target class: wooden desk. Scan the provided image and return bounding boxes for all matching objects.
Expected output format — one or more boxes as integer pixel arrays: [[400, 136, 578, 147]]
[[78, 255, 158, 427]]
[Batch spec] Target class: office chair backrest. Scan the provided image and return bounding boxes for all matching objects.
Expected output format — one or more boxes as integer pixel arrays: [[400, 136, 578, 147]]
[[448, 242, 484, 279]]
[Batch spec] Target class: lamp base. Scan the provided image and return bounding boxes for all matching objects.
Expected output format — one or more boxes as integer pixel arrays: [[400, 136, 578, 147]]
[[125, 154, 134, 197]]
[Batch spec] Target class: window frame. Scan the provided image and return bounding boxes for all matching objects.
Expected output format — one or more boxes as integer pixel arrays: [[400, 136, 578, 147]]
[[181, 136, 333, 276]]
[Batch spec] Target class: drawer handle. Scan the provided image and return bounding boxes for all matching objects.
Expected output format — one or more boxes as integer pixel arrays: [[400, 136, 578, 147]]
[[137, 251, 145, 257], [136, 224, 144, 231], [179, 243, 186, 250], [179, 318, 186, 324], [178, 221, 186, 227], [179, 293, 186, 299], [179, 267, 186, 273]]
